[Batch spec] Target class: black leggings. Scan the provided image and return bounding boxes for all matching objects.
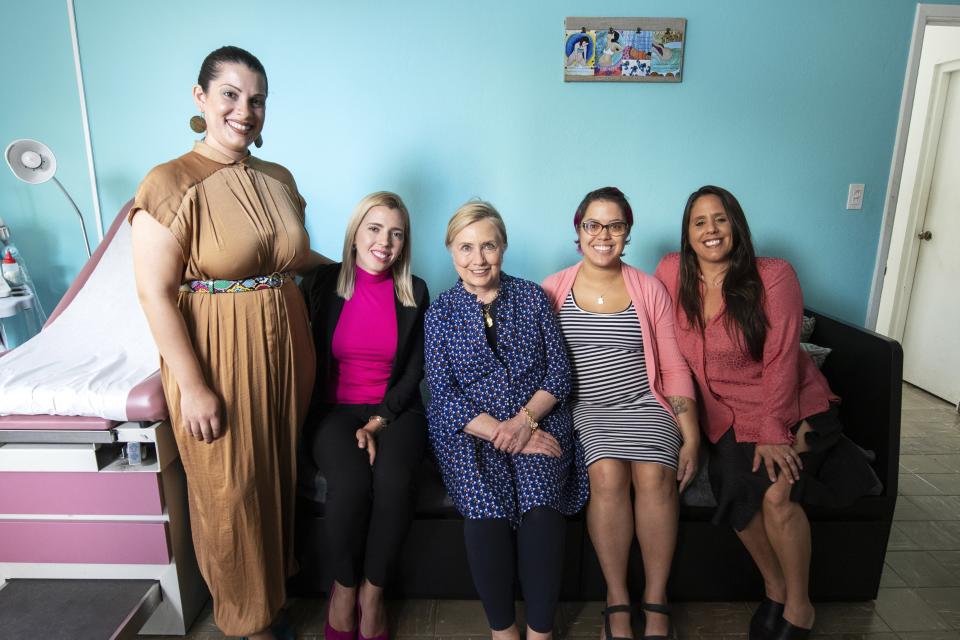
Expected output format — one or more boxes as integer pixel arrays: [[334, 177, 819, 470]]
[[311, 403, 427, 587], [463, 507, 566, 633]]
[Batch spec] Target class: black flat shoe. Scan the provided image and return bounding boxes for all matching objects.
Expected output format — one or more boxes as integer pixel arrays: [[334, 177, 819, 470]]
[[770, 615, 812, 640], [749, 597, 785, 640], [601, 603, 634, 640], [641, 602, 673, 640]]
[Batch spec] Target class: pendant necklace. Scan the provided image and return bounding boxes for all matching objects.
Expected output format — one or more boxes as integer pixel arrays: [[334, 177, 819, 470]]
[[584, 269, 618, 306], [481, 290, 499, 328]]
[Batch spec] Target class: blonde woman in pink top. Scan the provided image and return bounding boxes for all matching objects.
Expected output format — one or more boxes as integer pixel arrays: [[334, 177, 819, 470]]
[[655, 185, 880, 640], [300, 192, 430, 640], [542, 187, 700, 640]]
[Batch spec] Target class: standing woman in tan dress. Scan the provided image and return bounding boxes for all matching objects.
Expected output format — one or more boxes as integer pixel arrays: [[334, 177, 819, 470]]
[[131, 46, 326, 640]]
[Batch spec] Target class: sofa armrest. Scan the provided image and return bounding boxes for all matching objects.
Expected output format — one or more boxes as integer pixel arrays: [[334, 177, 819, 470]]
[[805, 308, 903, 500]]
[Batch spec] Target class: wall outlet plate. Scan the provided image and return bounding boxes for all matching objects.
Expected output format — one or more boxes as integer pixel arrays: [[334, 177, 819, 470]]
[[847, 183, 865, 210]]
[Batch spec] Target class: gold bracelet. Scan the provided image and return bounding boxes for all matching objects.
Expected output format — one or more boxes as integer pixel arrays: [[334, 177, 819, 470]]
[[520, 406, 539, 433], [371, 415, 388, 429]]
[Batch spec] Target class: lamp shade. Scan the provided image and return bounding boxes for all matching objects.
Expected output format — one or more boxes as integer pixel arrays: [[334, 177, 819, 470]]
[[5, 139, 58, 185], [3, 138, 92, 258]]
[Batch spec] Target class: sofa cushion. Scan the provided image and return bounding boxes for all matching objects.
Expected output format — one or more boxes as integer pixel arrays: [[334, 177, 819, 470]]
[[801, 341, 832, 368], [801, 315, 817, 342]]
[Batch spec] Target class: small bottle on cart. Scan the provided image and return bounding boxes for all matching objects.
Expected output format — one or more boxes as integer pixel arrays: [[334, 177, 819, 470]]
[[2, 249, 24, 288]]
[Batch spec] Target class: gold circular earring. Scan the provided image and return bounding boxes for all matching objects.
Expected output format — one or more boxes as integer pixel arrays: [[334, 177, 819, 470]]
[[254, 134, 263, 148], [189, 113, 206, 133]]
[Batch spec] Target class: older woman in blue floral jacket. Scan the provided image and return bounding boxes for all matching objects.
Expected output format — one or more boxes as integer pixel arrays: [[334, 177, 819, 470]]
[[425, 200, 588, 640]]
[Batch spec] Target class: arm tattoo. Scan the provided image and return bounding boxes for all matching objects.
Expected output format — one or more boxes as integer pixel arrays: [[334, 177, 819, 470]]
[[667, 396, 689, 416]]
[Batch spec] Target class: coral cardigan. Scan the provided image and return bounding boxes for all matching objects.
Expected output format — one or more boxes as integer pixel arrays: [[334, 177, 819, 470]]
[[654, 253, 838, 445], [542, 262, 696, 420]]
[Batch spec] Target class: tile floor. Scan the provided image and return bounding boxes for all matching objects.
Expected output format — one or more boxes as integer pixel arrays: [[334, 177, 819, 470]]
[[158, 383, 960, 639]]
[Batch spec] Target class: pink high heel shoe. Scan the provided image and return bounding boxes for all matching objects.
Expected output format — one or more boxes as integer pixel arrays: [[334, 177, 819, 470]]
[[357, 591, 389, 640], [324, 582, 357, 640]]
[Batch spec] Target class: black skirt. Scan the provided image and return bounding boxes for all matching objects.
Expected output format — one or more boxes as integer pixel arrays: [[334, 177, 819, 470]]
[[707, 405, 883, 531]]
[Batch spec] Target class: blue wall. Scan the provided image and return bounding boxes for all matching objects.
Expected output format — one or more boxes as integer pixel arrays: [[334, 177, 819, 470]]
[[0, 1, 96, 324], [3, 0, 956, 327]]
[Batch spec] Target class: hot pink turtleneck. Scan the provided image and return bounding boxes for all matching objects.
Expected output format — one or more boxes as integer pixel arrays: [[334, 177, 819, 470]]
[[329, 266, 398, 404]]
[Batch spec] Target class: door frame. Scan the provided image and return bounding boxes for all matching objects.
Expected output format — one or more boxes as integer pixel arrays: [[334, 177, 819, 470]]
[[888, 58, 960, 343], [866, 4, 960, 331]]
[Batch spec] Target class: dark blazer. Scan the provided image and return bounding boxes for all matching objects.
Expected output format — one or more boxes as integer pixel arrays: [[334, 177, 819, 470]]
[[300, 263, 430, 421]]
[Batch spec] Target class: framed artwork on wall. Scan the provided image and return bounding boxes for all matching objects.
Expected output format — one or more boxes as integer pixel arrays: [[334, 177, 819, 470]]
[[564, 17, 685, 82]]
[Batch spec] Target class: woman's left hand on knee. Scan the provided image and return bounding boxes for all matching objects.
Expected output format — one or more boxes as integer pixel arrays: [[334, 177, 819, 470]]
[[753, 443, 803, 484]]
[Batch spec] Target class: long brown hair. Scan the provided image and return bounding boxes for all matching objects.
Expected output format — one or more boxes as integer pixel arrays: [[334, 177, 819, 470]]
[[678, 185, 768, 360]]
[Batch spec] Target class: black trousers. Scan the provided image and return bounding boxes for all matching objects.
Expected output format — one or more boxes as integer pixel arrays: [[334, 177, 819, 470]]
[[311, 403, 427, 587], [463, 507, 566, 633]]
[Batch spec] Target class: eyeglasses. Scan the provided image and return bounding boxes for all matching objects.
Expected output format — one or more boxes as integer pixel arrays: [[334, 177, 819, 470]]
[[580, 220, 629, 236]]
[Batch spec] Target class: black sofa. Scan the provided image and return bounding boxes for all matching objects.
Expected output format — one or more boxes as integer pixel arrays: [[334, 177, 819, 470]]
[[292, 308, 902, 602]]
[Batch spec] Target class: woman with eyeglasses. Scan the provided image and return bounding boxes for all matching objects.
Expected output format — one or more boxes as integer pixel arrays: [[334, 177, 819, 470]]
[[425, 200, 588, 640], [542, 187, 699, 640]]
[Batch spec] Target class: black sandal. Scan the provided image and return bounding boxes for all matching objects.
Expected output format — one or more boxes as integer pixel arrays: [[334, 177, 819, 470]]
[[641, 602, 673, 640], [601, 603, 634, 640]]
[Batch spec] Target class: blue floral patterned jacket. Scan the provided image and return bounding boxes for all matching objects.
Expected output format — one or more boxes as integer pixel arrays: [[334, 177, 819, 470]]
[[424, 273, 588, 523]]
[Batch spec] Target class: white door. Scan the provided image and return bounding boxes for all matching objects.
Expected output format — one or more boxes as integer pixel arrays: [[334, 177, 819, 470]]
[[902, 66, 960, 405]]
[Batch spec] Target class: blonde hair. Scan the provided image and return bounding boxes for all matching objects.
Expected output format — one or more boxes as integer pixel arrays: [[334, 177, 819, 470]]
[[445, 199, 508, 248], [337, 191, 417, 307]]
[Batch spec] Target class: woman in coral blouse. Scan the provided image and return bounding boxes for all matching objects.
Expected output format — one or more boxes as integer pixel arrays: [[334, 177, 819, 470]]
[[655, 185, 879, 640]]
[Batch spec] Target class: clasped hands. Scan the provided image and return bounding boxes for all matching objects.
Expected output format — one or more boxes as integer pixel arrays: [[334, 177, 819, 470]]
[[491, 412, 561, 458]]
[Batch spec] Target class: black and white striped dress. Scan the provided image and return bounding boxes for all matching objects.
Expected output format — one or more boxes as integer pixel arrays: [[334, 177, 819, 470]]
[[558, 292, 682, 468]]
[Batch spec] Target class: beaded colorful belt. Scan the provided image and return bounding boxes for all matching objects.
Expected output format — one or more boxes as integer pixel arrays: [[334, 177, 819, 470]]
[[180, 271, 292, 294]]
